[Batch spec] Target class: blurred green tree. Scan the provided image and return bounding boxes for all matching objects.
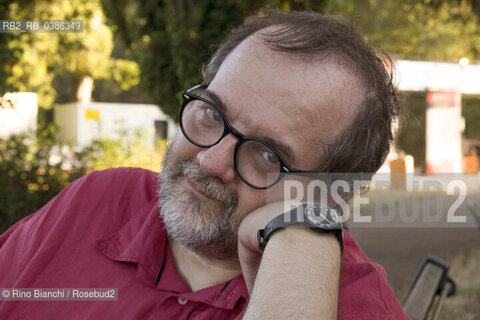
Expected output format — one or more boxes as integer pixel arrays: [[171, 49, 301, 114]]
[[0, 125, 168, 233], [101, 0, 480, 121], [100, 0, 334, 121], [325, 0, 480, 62], [0, 124, 86, 233], [101, 0, 246, 121], [0, 0, 140, 110]]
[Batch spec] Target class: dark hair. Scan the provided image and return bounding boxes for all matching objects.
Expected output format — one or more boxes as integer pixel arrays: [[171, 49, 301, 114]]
[[202, 9, 402, 175]]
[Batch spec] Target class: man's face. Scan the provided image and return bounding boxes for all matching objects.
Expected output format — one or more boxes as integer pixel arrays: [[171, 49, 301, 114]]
[[159, 32, 365, 260]]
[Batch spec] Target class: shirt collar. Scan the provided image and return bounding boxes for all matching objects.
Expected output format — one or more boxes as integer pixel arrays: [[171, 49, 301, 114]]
[[96, 197, 166, 286], [95, 195, 248, 309]]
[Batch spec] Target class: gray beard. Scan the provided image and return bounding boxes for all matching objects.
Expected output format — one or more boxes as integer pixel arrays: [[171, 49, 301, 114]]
[[158, 158, 240, 260]]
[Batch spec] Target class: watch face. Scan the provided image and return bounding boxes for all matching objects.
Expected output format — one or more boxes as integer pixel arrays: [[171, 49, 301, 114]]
[[304, 204, 339, 229]]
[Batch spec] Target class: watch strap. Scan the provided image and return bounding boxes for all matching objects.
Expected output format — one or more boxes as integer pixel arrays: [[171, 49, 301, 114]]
[[257, 204, 343, 251]]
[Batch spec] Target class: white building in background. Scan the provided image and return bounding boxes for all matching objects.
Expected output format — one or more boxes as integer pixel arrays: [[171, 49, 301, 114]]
[[54, 102, 177, 148], [395, 60, 480, 94], [0, 92, 38, 138], [394, 59, 480, 173]]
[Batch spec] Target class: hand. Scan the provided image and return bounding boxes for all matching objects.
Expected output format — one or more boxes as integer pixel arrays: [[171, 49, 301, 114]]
[[237, 200, 300, 295]]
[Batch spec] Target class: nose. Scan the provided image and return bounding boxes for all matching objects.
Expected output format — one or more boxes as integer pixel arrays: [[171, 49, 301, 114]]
[[196, 134, 237, 184]]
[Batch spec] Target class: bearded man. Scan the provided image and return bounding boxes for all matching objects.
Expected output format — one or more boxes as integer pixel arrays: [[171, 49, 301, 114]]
[[0, 9, 408, 320]]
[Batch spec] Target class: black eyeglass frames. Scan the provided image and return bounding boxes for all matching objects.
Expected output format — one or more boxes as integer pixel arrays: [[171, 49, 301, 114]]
[[179, 84, 312, 189]]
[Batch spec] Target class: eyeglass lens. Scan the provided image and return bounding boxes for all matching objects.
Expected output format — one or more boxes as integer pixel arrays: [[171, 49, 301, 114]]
[[181, 98, 282, 188]]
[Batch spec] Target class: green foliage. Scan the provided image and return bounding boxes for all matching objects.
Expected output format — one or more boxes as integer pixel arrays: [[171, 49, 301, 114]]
[[397, 92, 427, 170], [462, 95, 480, 140], [140, 0, 245, 121], [0, 124, 85, 233], [0, 0, 140, 109], [102, 0, 246, 121], [100, 0, 333, 121], [110, 59, 141, 91], [101, 0, 480, 122], [77, 130, 167, 172], [325, 0, 480, 62], [0, 126, 168, 233]]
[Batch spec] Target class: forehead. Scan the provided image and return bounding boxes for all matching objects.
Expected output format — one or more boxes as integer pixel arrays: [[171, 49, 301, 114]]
[[207, 33, 365, 170]]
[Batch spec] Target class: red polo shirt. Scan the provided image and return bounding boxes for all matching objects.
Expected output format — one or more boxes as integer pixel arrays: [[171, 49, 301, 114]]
[[0, 168, 408, 319]]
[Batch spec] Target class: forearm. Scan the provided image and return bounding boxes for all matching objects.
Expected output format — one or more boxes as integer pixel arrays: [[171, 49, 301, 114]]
[[243, 228, 341, 320]]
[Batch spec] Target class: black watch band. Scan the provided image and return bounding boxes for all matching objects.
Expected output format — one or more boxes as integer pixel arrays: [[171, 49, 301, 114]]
[[257, 203, 343, 252]]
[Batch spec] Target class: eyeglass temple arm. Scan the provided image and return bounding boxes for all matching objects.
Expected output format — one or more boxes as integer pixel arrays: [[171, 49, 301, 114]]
[[185, 84, 204, 93]]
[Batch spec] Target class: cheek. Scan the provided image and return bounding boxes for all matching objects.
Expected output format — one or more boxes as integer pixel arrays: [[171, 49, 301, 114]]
[[235, 187, 268, 220], [168, 133, 200, 163]]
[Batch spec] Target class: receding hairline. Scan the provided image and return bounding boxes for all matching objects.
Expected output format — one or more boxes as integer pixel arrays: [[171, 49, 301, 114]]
[[207, 23, 371, 101], [210, 27, 368, 155], [201, 9, 400, 175]]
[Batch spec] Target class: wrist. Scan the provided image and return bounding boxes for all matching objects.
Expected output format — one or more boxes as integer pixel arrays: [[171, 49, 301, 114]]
[[257, 203, 343, 251], [264, 227, 342, 261], [246, 227, 341, 320]]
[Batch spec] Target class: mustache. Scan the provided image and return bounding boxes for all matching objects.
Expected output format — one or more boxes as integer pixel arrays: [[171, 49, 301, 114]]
[[173, 161, 238, 205]]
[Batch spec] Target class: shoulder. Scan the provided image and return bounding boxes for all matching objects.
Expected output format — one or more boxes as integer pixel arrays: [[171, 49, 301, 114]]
[[31, 167, 157, 225], [31, 167, 159, 222], [0, 167, 160, 257], [74, 167, 159, 197], [338, 231, 408, 320], [56, 167, 159, 212]]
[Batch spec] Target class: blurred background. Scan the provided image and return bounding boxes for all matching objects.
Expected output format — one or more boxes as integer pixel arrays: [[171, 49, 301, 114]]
[[1, 0, 480, 318]]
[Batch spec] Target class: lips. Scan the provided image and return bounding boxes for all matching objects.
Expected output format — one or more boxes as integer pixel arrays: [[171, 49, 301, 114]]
[[186, 178, 218, 201]]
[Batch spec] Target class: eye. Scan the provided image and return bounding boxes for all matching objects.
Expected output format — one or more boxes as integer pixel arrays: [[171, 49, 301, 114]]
[[261, 150, 279, 165], [205, 107, 223, 122]]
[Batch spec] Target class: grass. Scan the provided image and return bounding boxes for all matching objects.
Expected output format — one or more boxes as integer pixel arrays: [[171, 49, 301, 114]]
[[438, 246, 480, 320]]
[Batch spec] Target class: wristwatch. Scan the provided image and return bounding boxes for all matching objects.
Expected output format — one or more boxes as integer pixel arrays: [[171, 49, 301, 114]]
[[257, 203, 343, 251]]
